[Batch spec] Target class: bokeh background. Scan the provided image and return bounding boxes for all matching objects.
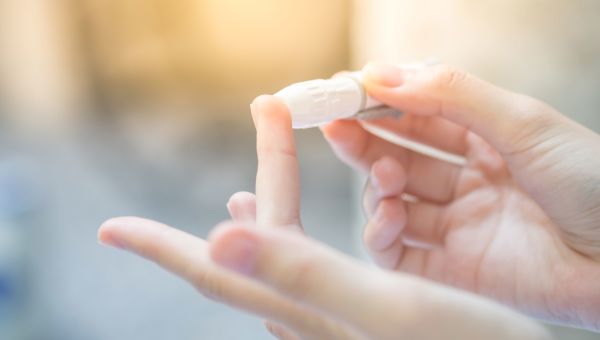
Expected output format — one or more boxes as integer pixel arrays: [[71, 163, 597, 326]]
[[0, 0, 599, 339]]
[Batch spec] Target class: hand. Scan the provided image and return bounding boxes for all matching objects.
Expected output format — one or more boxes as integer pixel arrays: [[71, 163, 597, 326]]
[[98, 96, 353, 340], [321, 62, 600, 330], [99, 95, 549, 339]]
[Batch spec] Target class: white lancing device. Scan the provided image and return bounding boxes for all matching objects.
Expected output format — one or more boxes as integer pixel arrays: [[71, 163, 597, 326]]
[[275, 71, 401, 129]]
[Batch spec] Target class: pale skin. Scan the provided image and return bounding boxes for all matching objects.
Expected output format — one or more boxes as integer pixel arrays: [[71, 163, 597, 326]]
[[98, 62, 600, 339]]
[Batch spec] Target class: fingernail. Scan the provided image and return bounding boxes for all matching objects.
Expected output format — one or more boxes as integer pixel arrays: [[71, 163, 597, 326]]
[[370, 160, 383, 189], [370, 160, 385, 191], [251, 95, 273, 127], [370, 207, 396, 250], [250, 102, 258, 127], [363, 62, 404, 87], [212, 233, 258, 275]]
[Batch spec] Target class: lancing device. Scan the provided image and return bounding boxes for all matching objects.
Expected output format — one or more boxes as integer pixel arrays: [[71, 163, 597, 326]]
[[275, 71, 400, 129], [274, 67, 467, 166]]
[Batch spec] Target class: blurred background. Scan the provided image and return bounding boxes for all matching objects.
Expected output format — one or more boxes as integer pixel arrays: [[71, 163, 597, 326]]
[[0, 0, 598, 339]]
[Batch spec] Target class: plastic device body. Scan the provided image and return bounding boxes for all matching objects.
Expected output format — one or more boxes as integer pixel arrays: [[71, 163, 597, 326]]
[[275, 72, 401, 129]]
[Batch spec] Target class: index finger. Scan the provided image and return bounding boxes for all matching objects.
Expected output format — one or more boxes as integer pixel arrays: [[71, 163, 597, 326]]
[[320, 115, 468, 173], [252, 95, 302, 229]]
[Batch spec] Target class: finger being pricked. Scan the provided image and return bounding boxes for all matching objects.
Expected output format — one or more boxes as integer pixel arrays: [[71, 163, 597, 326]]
[[252, 95, 303, 230], [97, 217, 358, 340]]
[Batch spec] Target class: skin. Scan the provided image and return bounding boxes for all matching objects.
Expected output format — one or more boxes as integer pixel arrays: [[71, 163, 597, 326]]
[[321, 63, 600, 329], [97, 63, 600, 338]]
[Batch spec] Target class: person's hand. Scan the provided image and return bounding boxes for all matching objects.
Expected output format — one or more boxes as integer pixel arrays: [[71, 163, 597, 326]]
[[98, 96, 549, 339], [98, 96, 353, 340], [321, 62, 600, 330]]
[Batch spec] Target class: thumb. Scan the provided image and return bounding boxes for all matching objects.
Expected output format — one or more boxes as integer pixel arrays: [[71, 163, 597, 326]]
[[362, 62, 571, 157]]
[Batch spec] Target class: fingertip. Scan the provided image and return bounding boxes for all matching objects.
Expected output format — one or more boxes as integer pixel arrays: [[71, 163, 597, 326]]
[[370, 157, 391, 187], [330, 70, 352, 78], [99, 216, 153, 231], [227, 191, 256, 205], [253, 94, 296, 157], [366, 236, 404, 270], [320, 119, 361, 141], [371, 156, 406, 183], [363, 198, 406, 252], [253, 95, 291, 117], [251, 95, 292, 129], [97, 224, 114, 247], [381, 198, 408, 229], [251, 94, 271, 107], [320, 120, 369, 160], [209, 223, 259, 276], [250, 102, 258, 127], [370, 157, 407, 196], [227, 191, 257, 221], [319, 122, 338, 142], [208, 220, 260, 245], [98, 216, 180, 250], [363, 61, 404, 87], [98, 216, 140, 248], [99, 216, 121, 230], [264, 320, 299, 340]]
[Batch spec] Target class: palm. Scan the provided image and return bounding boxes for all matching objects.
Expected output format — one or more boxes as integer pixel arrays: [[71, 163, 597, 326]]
[[396, 136, 568, 317]]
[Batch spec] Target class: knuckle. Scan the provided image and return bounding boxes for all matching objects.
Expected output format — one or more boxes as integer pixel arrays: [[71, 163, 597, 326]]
[[427, 65, 469, 92], [501, 95, 561, 155], [258, 145, 297, 159], [512, 95, 555, 126], [279, 255, 323, 300]]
